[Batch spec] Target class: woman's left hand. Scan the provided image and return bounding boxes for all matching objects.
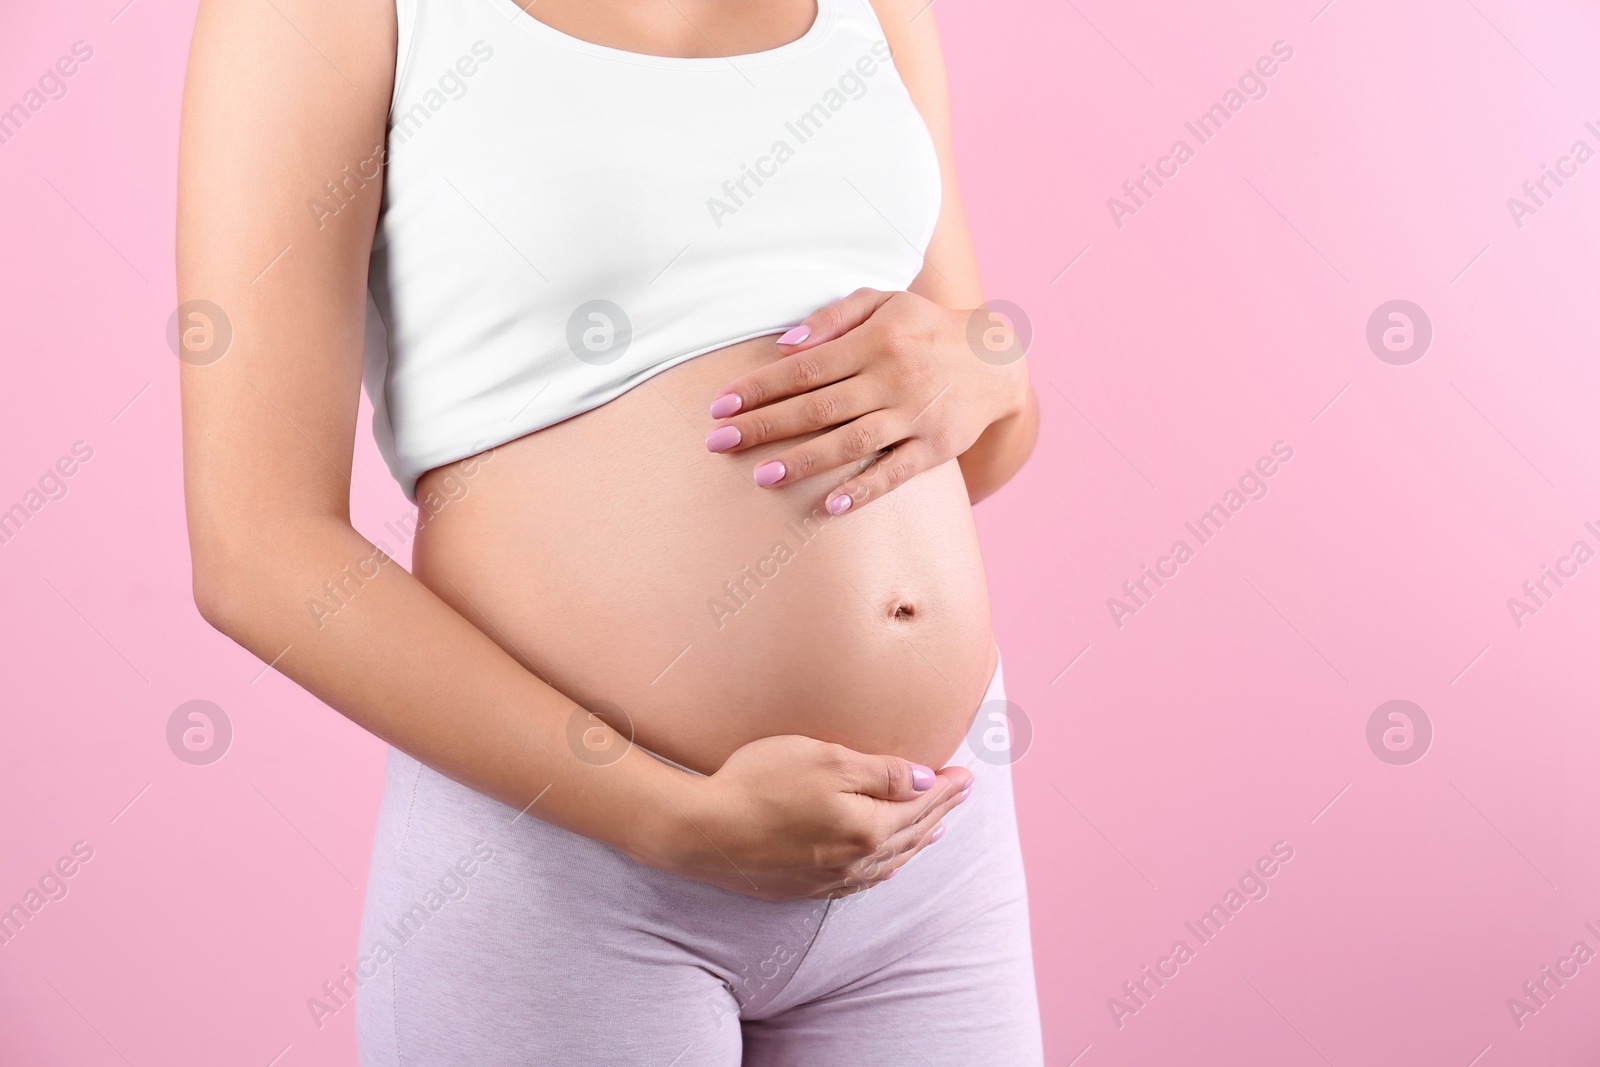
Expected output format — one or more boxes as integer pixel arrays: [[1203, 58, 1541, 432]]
[[704, 288, 1031, 515]]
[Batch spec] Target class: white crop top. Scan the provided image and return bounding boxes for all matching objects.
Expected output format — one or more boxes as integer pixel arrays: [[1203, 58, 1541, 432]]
[[363, 0, 942, 499]]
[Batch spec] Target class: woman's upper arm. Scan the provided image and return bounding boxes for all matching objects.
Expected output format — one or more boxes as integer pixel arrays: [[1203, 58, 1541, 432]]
[[177, 0, 395, 573], [866, 0, 984, 310]]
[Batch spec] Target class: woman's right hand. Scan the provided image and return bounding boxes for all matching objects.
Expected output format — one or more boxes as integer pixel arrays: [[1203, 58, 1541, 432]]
[[644, 733, 975, 901]]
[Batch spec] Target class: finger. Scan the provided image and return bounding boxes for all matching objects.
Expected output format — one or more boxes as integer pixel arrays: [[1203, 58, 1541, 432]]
[[875, 783, 966, 864], [740, 412, 903, 487], [845, 799, 964, 891], [771, 287, 893, 354], [832, 779, 968, 895], [875, 771, 972, 841], [857, 778, 975, 883], [820, 852, 901, 898], [821, 438, 941, 516], [704, 381, 881, 455], [853, 821, 948, 889], [832, 747, 952, 801], [709, 289, 896, 417], [813, 783, 973, 898], [707, 339, 863, 421]]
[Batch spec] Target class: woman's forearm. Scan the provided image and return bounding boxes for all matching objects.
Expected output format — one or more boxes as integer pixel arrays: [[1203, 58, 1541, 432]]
[[191, 512, 690, 865]]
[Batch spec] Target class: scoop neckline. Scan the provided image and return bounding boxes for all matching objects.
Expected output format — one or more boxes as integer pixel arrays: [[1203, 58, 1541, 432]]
[[487, 0, 835, 69]]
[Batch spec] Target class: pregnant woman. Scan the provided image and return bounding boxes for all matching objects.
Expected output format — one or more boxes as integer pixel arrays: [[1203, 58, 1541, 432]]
[[178, 0, 1041, 1061]]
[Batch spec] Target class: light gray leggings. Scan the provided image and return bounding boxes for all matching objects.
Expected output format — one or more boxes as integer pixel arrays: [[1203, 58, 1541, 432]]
[[355, 654, 1043, 1065]]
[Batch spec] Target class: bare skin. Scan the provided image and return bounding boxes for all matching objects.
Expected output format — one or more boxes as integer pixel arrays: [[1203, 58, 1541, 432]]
[[415, 334, 996, 777], [177, 0, 1036, 901]]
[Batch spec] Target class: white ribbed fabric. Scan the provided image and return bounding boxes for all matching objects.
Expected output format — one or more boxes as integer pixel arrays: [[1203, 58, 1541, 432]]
[[362, 0, 942, 499]]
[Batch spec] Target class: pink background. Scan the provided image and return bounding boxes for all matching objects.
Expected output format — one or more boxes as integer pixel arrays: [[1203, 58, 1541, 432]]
[[4, 0, 1599, 1063]]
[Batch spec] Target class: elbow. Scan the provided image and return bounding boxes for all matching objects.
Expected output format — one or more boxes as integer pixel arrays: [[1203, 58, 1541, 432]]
[[191, 557, 243, 636], [187, 510, 346, 636], [188, 525, 258, 637], [185, 490, 355, 634]]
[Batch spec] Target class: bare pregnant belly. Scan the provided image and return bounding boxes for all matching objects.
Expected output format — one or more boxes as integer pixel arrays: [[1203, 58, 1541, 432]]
[[410, 335, 996, 774]]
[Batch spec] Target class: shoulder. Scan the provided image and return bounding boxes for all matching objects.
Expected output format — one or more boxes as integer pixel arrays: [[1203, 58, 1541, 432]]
[[857, 0, 951, 108], [187, 0, 397, 93]]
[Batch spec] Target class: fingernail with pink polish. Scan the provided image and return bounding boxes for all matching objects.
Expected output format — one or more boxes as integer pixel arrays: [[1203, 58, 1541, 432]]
[[828, 494, 852, 516], [776, 325, 811, 346], [704, 426, 741, 453], [910, 763, 935, 791], [754, 461, 785, 487], [959, 778, 974, 800], [885, 867, 899, 880], [709, 394, 742, 418], [930, 824, 947, 843]]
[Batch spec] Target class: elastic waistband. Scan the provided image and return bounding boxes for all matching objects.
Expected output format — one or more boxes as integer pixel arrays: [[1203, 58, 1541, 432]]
[[637, 647, 1005, 777]]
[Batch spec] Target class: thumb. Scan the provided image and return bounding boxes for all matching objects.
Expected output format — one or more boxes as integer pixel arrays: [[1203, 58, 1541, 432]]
[[775, 287, 893, 352], [838, 751, 943, 801]]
